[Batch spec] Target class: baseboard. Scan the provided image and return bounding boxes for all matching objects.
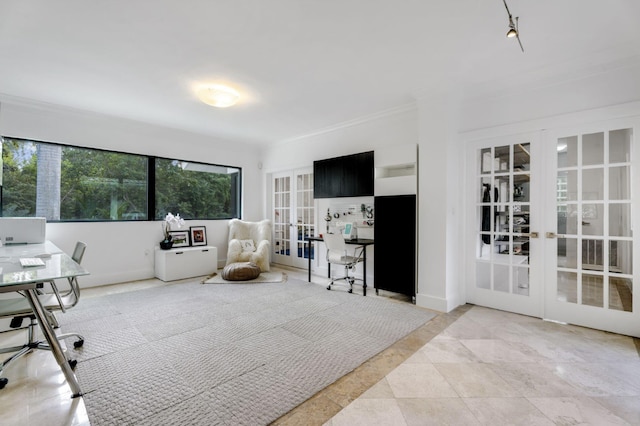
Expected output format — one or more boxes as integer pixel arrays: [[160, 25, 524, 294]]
[[415, 293, 452, 313], [80, 268, 154, 288]]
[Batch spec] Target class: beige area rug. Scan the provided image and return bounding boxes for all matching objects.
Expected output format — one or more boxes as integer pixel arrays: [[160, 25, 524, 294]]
[[59, 277, 436, 425], [201, 271, 286, 284]]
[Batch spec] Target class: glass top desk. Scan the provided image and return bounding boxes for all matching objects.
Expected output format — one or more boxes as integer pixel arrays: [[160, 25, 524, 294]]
[[304, 236, 374, 296], [0, 241, 89, 397]]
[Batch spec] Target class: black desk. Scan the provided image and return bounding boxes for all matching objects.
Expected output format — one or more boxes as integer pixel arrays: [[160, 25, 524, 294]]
[[305, 237, 375, 296]]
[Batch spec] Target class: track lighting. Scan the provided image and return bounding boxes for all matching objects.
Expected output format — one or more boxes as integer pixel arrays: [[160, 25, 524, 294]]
[[502, 0, 524, 52]]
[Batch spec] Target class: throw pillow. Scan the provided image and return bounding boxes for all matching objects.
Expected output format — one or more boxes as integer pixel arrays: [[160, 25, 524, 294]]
[[240, 239, 255, 252]]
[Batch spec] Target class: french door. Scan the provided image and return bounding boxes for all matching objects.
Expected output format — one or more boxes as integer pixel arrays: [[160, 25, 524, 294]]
[[466, 133, 543, 318], [272, 169, 315, 269], [467, 120, 639, 337], [544, 122, 638, 337]]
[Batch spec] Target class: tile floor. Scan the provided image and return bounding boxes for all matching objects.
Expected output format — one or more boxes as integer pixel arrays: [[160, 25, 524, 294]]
[[1, 267, 639, 425]]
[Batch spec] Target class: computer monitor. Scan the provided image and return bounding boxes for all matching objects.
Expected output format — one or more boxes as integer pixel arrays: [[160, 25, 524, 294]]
[[0, 217, 46, 245]]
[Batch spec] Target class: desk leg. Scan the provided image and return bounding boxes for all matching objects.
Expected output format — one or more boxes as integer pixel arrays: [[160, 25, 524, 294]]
[[24, 289, 83, 398], [362, 246, 367, 297], [307, 241, 312, 282]]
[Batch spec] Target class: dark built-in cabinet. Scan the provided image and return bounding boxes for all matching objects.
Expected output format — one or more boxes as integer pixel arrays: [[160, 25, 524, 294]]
[[313, 151, 374, 198], [374, 194, 416, 299]]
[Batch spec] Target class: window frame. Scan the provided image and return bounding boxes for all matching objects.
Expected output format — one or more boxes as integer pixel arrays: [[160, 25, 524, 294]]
[[0, 136, 243, 223]]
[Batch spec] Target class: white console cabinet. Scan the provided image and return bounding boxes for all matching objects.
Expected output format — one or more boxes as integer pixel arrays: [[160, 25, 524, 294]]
[[155, 245, 217, 282]]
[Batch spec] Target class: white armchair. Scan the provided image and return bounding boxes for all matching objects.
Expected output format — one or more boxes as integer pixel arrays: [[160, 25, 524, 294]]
[[226, 219, 272, 272]]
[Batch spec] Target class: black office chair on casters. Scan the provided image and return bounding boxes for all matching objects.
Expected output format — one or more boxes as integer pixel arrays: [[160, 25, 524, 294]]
[[0, 241, 87, 390], [323, 233, 364, 294]]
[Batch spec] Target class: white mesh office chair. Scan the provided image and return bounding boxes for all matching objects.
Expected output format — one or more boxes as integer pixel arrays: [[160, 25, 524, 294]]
[[0, 242, 86, 390], [323, 233, 364, 294]]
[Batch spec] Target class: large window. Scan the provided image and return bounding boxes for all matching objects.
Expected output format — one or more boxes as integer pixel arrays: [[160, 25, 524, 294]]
[[1, 137, 241, 221], [154, 159, 240, 220]]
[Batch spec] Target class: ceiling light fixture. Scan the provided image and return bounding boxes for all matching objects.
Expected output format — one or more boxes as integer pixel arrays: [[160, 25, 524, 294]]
[[502, 0, 524, 52], [197, 84, 240, 108]]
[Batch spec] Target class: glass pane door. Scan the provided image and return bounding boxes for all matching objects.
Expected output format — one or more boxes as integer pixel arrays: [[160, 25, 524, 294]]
[[467, 133, 542, 318], [272, 169, 315, 268], [546, 126, 637, 337], [295, 172, 315, 267], [273, 174, 291, 264]]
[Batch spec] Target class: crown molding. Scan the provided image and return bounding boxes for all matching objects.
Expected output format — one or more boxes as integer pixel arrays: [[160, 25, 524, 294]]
[[274, 102, 417, 146]]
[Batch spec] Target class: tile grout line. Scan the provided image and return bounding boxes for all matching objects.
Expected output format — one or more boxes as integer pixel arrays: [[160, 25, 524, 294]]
[[271, 304, 473, 425]]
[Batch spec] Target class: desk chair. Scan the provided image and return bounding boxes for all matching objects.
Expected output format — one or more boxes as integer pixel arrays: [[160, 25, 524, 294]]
[[323, 233, 364, 294], [42, 241, 86, 329], [0, 241, 86, 390]]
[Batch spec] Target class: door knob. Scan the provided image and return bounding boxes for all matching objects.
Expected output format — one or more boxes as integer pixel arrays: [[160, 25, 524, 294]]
[[546, 232, 556, 239], [523, 232, 539, 238]]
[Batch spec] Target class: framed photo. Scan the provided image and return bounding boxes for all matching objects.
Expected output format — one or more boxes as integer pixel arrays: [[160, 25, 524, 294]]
[[190, 226, 207, 246], [169, 230, 190, 248]]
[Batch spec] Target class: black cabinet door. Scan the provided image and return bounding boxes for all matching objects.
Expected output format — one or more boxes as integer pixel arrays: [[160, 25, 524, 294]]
[[313, 151, 373, 198], [341, 151, 374, 197], [374, 195, 416, 297], [313, 157, 342, 198]]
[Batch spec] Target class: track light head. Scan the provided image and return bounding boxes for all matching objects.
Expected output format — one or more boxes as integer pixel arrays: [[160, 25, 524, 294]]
[[502, 1, 524, 52]]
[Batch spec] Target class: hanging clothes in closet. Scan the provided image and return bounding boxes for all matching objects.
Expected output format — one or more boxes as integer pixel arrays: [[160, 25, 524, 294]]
[[481, 184, 498, 244]]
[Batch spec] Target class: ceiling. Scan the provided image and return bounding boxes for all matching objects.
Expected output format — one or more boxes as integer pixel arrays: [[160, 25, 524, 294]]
[[1, 1, 639, 146]]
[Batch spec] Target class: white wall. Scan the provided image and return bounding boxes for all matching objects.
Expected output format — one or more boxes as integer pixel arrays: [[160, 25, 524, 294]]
[[415, 92, 463, 312], [0, 98, 264, 287], [261, 60, 640, 315], [262, 106, 418, 172], [262, 106, 419, 286]]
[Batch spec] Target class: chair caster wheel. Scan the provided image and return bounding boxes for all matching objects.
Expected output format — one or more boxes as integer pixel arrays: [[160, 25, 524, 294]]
[[326, 286, 331, 290], [73, 339, 84, 348], [348, 289, 353, 294], [68, 359, 77, 370], [0, 377, 8, 389]]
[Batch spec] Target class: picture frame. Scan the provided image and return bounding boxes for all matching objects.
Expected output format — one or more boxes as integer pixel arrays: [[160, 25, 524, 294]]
[[169, 230, 190, 248], [190, 226, 207, 246]]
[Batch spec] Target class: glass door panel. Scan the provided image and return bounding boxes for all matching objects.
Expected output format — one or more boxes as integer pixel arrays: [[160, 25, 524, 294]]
[[295, 172, 315, 266], [272, 169, 315, 268], [273, 175, 291, 263], [547, 125, 637, 336], [468, 134, 541, 318]]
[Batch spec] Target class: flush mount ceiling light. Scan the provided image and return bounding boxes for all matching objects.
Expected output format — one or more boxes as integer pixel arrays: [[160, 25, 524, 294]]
[[197, 84, 240, 108], [502, 0, 524, 52]]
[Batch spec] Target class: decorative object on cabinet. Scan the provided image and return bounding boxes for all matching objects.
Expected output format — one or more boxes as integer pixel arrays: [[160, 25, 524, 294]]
[[169, 230, 190, 248], [159, 239, 173, 250], [160, 212, 185, 249], [190, 226, 207, 246]]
